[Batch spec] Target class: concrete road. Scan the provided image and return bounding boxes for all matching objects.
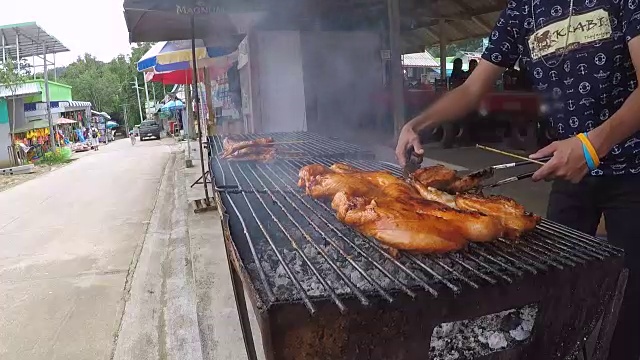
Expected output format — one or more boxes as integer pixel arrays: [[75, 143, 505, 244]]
[[0, 138, 173, 360]]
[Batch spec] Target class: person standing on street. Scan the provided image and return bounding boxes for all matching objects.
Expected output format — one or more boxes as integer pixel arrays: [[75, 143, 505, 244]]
[[396, 1, 640, 359], [91, 125, 100, 151], [129, 130, 136, 145]]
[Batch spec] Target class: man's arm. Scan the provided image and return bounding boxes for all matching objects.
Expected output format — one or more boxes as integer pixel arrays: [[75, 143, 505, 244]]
[[403, 61, 505, 133], [589, 38, 640, 157], [395, 2, 525, 165]]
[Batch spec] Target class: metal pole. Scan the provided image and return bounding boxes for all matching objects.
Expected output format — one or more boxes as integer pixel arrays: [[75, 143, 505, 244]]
[[143, 76, 150, 117], [53, 52, 57, 81], [15, 33, 20, 72], [387, 0, 405, 139], [439, 19, 447, 81], [32, 55, 35, 79], [191, 15, 211, 204], [2, 35, 6, 63], [152, 82, 157, 104], [43, 43, 55, 151], [134, 76, 144, 122], [122, 104, 129, 135]]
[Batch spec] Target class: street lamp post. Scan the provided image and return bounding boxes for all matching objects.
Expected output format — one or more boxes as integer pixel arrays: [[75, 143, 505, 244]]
[[132, 77, 144, 122]]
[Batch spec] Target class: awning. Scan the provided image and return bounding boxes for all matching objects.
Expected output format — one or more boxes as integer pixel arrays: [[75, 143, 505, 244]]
[[64, 101, 92, 108], [56, 118, 77, 124], [401, 52, 438, 67], [90, 110, 111, 120], [12, 118, 79, 133], [123, 0, 267, 42]]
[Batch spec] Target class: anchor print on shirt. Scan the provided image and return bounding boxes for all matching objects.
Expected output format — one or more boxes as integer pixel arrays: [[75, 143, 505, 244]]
[[577, 64, 588, 75], [567, 100, 576, 111]]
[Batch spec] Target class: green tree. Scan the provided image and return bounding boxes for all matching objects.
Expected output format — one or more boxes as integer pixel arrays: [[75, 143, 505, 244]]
[[57, 43, 172, 128], [428, 37, 485, 58], [0, 60, 30, 143]]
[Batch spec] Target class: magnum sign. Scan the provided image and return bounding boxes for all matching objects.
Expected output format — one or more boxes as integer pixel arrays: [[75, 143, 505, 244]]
[[528, 9, 613, 60], [175, 0, 265, 14]]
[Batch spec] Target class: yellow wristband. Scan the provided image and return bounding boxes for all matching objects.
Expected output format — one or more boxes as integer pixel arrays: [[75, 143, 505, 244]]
[[576, 133, 600, 168]]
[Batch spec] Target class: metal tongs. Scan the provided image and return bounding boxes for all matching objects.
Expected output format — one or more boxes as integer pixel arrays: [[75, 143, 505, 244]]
[[402, 149, 424, 179], [470, 147, 551, 190]]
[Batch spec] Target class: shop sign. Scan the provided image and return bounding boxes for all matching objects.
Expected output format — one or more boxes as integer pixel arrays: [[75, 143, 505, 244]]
[[175, 0, 266, 15]]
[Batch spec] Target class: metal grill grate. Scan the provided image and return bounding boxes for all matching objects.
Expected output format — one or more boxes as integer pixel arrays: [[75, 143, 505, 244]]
[[208, 132, 374, 161], [214, 157, 623, 314]]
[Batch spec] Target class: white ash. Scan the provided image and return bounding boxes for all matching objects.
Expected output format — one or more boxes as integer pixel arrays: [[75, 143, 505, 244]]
[[430, 304, 538, 360]]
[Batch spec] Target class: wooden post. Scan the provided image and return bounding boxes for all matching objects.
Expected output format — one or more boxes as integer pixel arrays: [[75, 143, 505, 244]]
[[185, 84, 195, 139], [387, 0, 405, 139], [203, 68, 217, 136], [439, 19, 447, 81]]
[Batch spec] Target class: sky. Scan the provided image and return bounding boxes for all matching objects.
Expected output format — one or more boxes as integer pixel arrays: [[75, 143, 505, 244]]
[[0, 0, 132, 67]]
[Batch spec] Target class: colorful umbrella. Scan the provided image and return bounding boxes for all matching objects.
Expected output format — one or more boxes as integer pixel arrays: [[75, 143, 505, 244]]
[[137, 40, 234, 72], [106, 121, 119, 129]]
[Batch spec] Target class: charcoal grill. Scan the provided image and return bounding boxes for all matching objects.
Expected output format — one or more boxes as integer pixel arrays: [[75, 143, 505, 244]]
[[211, 142, 626, 360]]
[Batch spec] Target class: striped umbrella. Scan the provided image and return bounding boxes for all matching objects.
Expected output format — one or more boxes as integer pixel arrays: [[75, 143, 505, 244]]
[[137, 40, 234, 73]]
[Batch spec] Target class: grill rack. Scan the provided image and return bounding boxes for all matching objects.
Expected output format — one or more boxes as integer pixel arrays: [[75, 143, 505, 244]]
[[208, 132, 374, 162], [213, 156, 624, 314]]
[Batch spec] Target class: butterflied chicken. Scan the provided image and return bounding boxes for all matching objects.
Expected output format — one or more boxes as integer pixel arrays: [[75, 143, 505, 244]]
[[411, 182, 540, 239], [220, 137, 274, 159], [299, 164, 505, 243], [411, 165, 494, 193], [331, 192, 467, 252]]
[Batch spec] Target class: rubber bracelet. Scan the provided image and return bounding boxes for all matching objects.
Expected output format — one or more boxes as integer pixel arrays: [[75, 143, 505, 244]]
[[581, 143, 597, 171], [577, 132, 600, 168]]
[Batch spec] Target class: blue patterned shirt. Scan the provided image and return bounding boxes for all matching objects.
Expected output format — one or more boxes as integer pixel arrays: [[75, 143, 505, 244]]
[[482, 0, 640, 175]]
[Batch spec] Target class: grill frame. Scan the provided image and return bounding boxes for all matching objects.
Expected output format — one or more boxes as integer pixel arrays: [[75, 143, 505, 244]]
[[210, 133, 626, 360]]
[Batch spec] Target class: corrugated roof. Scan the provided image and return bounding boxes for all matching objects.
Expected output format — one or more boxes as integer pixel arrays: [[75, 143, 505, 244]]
[[0, 82, 40, 98], [0, 22, 69, 58], [399, 0, 505, 52], [402, 51, 438, 67]]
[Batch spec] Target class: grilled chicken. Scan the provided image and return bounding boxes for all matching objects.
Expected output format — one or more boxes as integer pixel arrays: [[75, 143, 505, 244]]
[[411, 165, 494, 193], [331, 192, 467, 252], [411, 181, 540, 239], [455, 194, 541, 239], [220, 137, 274, 158], [299, 164, 504, 243], [226, 147, 277, 162]]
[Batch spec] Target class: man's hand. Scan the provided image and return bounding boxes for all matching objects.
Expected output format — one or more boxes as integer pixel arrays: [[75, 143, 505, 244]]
[[395, 122, 424, 166], [529, 137, 589, 183]]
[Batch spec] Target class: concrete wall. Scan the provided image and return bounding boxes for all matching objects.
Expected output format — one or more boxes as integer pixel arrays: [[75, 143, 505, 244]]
[[252, 31, 307, 133], [6, 98, 26, 133], [0, 122, 10, 168], [300, 31, 384, 137]]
